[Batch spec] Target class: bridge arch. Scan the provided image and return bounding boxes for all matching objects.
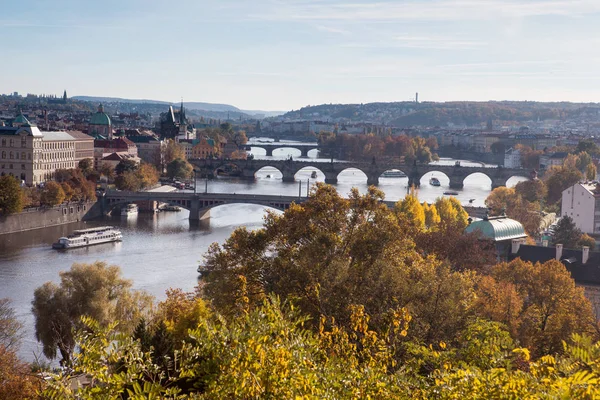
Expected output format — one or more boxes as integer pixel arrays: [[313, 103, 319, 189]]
[[294, 166, 325, 182], [419, 171, 450, 187], [337, 167, 368, 184], [247, 146, 267, 157], [255, 165, 283, 180], [506, 175, 530, 188], [463, 172, 492, 189]]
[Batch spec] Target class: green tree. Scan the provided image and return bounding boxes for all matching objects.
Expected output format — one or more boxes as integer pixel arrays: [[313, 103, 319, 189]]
[[435, 197, 469, 229], [99, 163, 115, 182], [114, 170, 141, 191], [166, 158, 193, 180], [115, 159, 138, 175], [137, 163, 159, 189], [0, 175, 23, 214], [514, 179, 546, 204], [576, 139, 600, 156], [77, 158, 94, 177], [552, 216, 582, 248], [31, 262, 153, 366], [40, 181, 65, 207]]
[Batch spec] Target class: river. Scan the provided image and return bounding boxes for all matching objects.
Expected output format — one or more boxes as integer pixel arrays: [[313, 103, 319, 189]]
[[0, 141, 526, 362]]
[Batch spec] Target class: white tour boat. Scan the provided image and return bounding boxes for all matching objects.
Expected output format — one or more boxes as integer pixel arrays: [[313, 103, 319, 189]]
[[382, 170, 407, 178], [121, 203, 138, 216], [52, 226, 123, 249]]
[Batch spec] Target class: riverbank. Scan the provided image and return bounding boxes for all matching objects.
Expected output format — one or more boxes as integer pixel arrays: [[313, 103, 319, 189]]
[[0, 201, 102, 235]]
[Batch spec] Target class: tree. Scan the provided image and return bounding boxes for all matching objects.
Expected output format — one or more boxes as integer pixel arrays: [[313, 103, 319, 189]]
[[31, 262, 153, 366], [435, 197, 469, 229], [77, 158, 94, 177], [60, 182, 74, 202], [0, 299, 23, 351], [587, 163, 597, 181], [395, 191, 425, 229], [137, 163, 159, 189], [99, 163, 115, 182], [202, 184, 476, 344], [485, 187, 542, 236], [114, 170, 142, 191], [485, 187, 517, 215], [40, 181, 65, 207], [576, 139, 600, 156], [488, 259, 596, 356], [423, 202, 441, 228], [166, 158, 193, 180], [163, 139, 185, 166], [231, 130, 248, 146], [544, 166, 583, 205], [552, 216, 582, 248], [0, 345, 42, 400], [578, 234, 596, 251], [115, 159, 138, 175], [514, 179, 546, 204], [0, 175, 23, 214]]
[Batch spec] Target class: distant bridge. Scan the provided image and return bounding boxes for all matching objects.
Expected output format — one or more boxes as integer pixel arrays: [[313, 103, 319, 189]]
[[102, 190, 487, 222], [245, 142, 319, 157], [103, 191, 325, 221], [190, 158, 533, 189]]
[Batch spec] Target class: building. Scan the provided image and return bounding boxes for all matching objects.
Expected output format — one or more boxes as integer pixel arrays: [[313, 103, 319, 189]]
[[0, 113, 83, 184], [511, 243, 600, 318], [192, 138, 218, 159], [67, 131, 94, 163], [94, 137, 137, 169], [158, 102, 195, 141], [561, 183, 600, 235], [99, 152, 140, 170], [464, 214, 528, 261], [89, 104, 112, 139], [126, 135, 164, 166], [504, 148, 522, 168], [540, 152, 567, 169]]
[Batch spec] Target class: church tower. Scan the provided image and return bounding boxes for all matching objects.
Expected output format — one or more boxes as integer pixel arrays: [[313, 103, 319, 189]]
[[178, 100, 188, 140]]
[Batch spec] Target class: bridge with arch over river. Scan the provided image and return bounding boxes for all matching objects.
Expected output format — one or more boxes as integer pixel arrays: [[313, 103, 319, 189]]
[[190, 158, 534, 189], [102, 190, 488, 222], [245, 142, 319, 157]]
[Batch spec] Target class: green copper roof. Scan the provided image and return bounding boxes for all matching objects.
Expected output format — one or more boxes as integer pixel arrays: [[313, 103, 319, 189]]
[[13, 113, 30, 125], [90, 104, 111, 126], [465, 216, 527, 242]]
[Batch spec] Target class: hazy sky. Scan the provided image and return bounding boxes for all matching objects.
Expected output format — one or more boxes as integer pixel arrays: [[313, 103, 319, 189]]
[[2, 0, 600, 110]]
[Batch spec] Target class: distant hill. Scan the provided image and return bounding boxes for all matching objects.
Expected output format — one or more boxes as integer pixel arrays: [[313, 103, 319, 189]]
[[282, 101, 600, 127], [72, 96, 284, 117]]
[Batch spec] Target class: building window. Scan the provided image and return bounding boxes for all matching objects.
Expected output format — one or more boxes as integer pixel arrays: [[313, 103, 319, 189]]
[[9, 139, 13, 147], [21, 137, 26, 147], [15, 152, 19, 160], [28, 153, 31, 160], [1, 151, 4, 159], [1, 139, 5, 146], [9, 152, 13, 159], [21, 164, 25, 170], [21, 152, 25, 160]]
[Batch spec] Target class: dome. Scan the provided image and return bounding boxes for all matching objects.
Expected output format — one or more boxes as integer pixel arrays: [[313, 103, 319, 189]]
[[90, 104, 111, 126], [465, 216, 527, 242]]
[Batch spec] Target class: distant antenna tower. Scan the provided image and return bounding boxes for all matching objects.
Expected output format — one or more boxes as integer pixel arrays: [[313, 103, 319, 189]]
[[415, 92, 419, 104]]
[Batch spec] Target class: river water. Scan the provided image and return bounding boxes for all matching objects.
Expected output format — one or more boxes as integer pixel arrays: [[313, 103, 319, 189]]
[[0, 140, 526, 362]]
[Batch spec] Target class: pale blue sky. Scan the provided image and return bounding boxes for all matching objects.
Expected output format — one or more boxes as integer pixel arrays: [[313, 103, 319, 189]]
[[2, 0, 600, 110]]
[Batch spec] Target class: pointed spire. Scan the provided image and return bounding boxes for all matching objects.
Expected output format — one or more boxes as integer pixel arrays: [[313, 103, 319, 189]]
[[179, 98, 185, 125]]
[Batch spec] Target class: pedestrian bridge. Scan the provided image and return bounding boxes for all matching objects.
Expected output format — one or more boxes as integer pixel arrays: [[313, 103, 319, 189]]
[[191, 158, 533, 189]]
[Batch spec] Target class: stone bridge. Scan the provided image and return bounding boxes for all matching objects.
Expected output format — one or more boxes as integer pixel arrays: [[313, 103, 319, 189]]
[[190, 158, 532, 189], [103, 190, 487, 222], [103, 191, 315, 221], [245, 142, 319, 157]]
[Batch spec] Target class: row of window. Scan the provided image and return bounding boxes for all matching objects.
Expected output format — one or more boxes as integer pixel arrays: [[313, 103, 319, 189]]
[[0, 172, 26, 180], [0, 138, 27, 148], [1, 151, 31, 160], [0, 164, 25, 170]]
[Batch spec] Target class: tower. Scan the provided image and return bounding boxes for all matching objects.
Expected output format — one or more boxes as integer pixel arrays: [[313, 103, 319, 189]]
[[415, 92, 419, 104], [178, 100, 188, 140], [63, 90, 67, 103]]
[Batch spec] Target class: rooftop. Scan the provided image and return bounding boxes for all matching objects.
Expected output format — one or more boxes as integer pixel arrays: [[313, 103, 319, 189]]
[[42, 131, 76, 141], [465, 215, 527, 242]]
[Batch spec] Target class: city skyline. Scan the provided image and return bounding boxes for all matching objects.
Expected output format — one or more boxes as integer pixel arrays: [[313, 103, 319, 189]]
[[3, 0, 600, 111]]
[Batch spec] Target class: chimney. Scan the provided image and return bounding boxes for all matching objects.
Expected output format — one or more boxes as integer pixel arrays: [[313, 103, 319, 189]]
[[583, 246, 590, 264], [511, 239, 522, 254], [556, 244, 563, 261], [542, 239, 549, 247]]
